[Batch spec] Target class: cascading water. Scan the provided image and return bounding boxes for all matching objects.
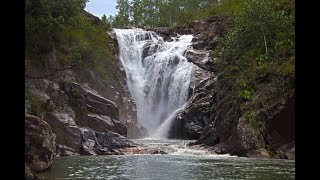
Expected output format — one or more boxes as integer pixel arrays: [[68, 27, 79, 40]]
[[115, 28, 193, 138]]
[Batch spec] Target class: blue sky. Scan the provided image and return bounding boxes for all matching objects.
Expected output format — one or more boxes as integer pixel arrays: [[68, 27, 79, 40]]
[[85, 0, 117, 19]]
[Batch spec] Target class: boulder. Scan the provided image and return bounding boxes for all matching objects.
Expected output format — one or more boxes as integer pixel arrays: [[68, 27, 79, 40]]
[[95, 131, 137, 150], [275, 141, 295, 160], [25, 114, 56, 172], [185, 48, 213, 71], [44, 107, 82, 151], [25, 164, 39, 180], [151, 150, 167, 154], [79, 128, 97, 155], [247, 148, 271, 159]]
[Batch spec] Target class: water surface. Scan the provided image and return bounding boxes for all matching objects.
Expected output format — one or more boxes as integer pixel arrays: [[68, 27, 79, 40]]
[[39, 139, 295, 179]]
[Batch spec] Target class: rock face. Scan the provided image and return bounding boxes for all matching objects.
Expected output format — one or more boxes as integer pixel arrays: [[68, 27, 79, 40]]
[[166, 15, 232, 140], [25, 114, 56, 176], [195, 90, 295, 158], [169, 68, 215, 139], [25, 77, 138, 157], [25, 11, 143, 176], [25, 12, 140, 139], [148, 15, 232, 51]]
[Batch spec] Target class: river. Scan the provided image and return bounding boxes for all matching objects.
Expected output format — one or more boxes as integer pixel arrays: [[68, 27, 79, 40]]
[[39, 139, 295, 179]]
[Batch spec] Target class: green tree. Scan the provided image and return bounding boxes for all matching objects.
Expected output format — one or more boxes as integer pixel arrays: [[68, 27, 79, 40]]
[[221, 0, 293, 62], [113, 0, 131, 28], [101, 14, 112, 29], [215, 0, 295, 106], [25, 0, 88, 60]]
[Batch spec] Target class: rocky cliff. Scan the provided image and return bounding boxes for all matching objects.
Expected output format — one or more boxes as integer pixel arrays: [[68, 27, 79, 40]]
[[25, 12, 142, 178], [151, 14, 295, 160]]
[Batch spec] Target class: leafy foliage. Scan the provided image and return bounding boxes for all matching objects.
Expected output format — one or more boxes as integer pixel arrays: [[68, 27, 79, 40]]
[[25, 0, 88, 61], [212, 0, 294, 128], [25, 0, 114, 80], [109, 0, 221, 28]]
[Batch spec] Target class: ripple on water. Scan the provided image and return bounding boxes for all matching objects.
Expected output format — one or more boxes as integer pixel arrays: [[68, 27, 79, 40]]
[[38, 139, 295, 179]]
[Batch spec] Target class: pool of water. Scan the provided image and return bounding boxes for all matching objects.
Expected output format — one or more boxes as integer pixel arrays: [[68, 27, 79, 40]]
[[38, 139, 295, 179]]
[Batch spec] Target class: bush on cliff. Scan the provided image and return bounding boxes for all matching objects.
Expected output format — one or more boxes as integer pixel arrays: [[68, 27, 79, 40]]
[[25, 0, 114, 79], [213, 0, 295, 128]]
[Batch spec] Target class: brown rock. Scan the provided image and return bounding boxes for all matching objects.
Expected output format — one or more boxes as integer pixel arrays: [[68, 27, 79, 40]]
[[25, 114, 56, 172]]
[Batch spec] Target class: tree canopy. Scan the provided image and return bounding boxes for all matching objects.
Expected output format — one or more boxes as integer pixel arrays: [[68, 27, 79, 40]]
[[108, 0, 221, 28]]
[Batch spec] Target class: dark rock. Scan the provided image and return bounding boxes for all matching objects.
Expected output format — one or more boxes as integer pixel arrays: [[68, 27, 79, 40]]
[[83, 113, 127, 136], [25, 164, 39, 180], [276, 141, 295, 160], [44, 108, 82, 151], [95, 131, 137, 150], [150, 15, 232, 51], [79, 128, 97, 155], [192, 41, 208, 50], [185, 48, 212, 71], [25, 114, 56, 172], [151, 150, 167, 154], [211, 143, 234, 154], [169, 71, 215, 139], [142, 43, 161, 59], [55, 144, 79, 157], [110, 149, 125, 155], [228, 117, 266, 156], [266, 91, 295, 148], [71, 82, 119, 120], [195, 87, 294, 158], [246, 148, 271, 159]]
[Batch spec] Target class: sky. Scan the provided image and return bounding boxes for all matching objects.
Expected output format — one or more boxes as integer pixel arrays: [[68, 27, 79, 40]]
[[85, 0, 118, 19]]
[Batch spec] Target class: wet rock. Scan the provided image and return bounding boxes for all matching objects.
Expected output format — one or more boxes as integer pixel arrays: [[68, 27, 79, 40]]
[[25, 164, 39, 180], [169, 71, 215, 139], [185, 48, 213, 71], [55, 144, 79, 157], [119, 146, 152, 155], [142, 43, 161, 59], [230, 117, 266, 155], [44, 108, 82, 151], [276, 141, 295, 160], [95, 131, 137, 150], [150, 15, 232, 51], [79, 128, 97, 155], [110, 149, 125, 155], [247, 148, 271, 159], [151, 150, 167, 154], [211, 143, 234, 155], [25, 114, 56, 172], [83, 113, 127, 136]]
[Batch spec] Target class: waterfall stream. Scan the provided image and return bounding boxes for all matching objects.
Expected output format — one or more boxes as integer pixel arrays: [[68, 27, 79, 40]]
[[115, 28, 193, 138]]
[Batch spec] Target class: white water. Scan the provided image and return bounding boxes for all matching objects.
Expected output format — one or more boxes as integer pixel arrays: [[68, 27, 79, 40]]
[[115, 28, 193, 138]]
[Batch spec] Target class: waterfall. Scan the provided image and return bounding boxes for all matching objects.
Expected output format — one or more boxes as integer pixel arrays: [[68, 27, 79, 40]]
[[114, 28, 193, 138]]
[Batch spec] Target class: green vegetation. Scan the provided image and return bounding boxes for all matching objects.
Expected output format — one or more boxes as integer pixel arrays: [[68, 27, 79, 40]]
[[25, 0, 114, 79], [25, 0, 87, 61], [25, 93, 43, 117], [213, 0, 294, 128], [106, 0, 221, 28], [25, 92, 56, 117], [59, 80, 86, 113]]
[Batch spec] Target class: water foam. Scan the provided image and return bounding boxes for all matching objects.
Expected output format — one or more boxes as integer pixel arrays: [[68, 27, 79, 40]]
[[115, 28, 193, 138]]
